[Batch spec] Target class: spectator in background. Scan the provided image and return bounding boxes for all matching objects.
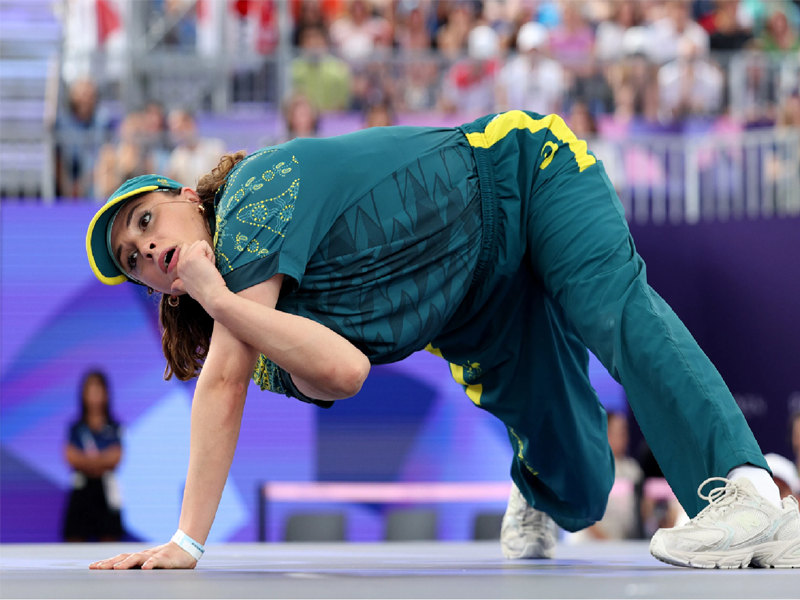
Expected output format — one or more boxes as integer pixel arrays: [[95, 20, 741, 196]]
[[330, 0, 392, 61], [764, 91, 800, 209], [602, 28, 662, 136], [727, 51, 777, 127], [291, 25, 352, 111], [292, 0, 330, 46], [399, 58, 440, 111], [778, 91, 800, 128], [549, 0, 595, 75], [567, 101, 624, 191], [282, 92, 320, 141], [94, 112, 155, 200], [439, 24, 500, 116], [63, 371, 124, 542], [569, 58, 615, 116], [572, 411, 643, 541], [166, 110, 227, 188], [142, 100, 172, 175], [395, 1, 433, 52], [349, 59, 397, 112], [758, 4, 800, 52], [55, 78, 111, 199], [496, 22, 565, 115], [636, 442, 687, 538], [658, 39, 724, 121], [363, 101, 395, 127], [765, 454, 799, 500], [435, 0, 476, 60], [566, 100, 596, 138], [701, 0, 754, 54], [647, 0, 710, 64], [594, 0, 642, 63]]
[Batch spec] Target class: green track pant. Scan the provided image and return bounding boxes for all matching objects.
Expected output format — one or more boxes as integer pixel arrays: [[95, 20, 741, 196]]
[[430, 111, 767, 531]]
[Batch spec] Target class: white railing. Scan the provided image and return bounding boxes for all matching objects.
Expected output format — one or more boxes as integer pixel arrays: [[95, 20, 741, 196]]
[[595, 128, 800, 225], [38, 125, 800, 227]]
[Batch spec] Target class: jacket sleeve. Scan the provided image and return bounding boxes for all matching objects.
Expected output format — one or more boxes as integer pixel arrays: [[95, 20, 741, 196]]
[[252, 354, 335, 409]]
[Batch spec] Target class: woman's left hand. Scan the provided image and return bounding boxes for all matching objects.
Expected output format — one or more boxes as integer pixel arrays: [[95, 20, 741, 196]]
[[171, 240, 228, 312], [89, 542, 198, 570]]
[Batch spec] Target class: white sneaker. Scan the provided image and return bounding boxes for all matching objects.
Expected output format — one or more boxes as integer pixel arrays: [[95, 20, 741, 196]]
[[649, 477, 800, 569], [501, 481, 559, 559]]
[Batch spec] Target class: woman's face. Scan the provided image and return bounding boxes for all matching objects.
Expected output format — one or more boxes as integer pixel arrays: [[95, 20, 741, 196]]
[[289, 100, 316, 136], [109, 189, 211, 294], [84, 377, 107, 413]]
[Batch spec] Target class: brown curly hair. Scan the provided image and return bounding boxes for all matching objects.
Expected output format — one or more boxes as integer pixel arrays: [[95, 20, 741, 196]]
[[157, 150, 248, 381]]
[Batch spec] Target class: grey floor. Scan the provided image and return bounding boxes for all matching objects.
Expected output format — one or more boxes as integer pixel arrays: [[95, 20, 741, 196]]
[[1, 541, 797, 599]]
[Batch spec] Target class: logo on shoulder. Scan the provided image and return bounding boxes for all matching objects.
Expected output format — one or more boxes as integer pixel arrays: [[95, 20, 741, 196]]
[[540, 141, 559, 170]]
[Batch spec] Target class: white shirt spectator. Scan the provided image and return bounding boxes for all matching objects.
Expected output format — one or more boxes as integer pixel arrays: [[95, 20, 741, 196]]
[[168, 138, 227, 188], [647, 15, 710, 64], [440, 26, 501, 116], [658, 55, 723, 118], [167, 109, 227, 186], [498, 55, 565, 115], [497, 22, 564, 115], [329, 1, 391, 61], [595, 20, 627, 62]]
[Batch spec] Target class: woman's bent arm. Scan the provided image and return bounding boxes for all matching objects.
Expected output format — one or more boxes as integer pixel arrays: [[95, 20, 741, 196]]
[[209, 276, 371, 401], [173, 241, 371, 401], [65, 444, 121, 476]]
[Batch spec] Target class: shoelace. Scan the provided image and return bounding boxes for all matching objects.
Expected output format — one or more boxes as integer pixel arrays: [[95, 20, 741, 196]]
[[692, 477, 744, 524]]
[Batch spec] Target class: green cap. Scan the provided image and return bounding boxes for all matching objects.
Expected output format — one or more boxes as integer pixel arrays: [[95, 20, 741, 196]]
[[86, 175, 184, 285]]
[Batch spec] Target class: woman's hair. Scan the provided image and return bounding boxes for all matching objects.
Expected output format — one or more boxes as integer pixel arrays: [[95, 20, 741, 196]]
[[79, 370, 116, 425], [158, 150, 248, 381]]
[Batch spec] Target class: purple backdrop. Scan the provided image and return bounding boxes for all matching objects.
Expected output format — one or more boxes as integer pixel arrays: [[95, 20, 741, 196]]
[[629, 217, 800, 460], [1, 203, 797, 543]]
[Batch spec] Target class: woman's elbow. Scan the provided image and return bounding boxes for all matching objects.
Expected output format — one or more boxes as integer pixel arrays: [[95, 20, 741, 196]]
[[331, 356, 370, 399]]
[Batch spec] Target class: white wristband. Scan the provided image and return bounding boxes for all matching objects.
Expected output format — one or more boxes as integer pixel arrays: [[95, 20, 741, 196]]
[[171, 529, 205, 561]]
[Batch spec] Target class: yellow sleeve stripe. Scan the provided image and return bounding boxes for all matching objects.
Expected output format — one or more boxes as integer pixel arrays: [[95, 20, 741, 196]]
[[464, 110, 596, 173]]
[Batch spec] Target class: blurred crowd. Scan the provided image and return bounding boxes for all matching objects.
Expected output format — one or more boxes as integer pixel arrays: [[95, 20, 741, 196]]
[[55, 0, 800, 199]]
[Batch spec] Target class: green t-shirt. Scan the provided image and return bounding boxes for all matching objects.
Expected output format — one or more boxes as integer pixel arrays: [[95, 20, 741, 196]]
[[213, 126, 482, 395]]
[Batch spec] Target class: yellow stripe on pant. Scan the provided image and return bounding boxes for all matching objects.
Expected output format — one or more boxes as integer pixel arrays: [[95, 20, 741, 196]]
[[463, 110, 596, 173]]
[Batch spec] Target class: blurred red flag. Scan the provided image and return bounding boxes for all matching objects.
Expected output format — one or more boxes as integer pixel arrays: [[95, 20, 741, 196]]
[[96, 0, 121, 45]]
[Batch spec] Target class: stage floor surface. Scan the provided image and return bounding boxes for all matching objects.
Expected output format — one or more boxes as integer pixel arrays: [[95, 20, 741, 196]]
[[1, 541, 797, 599]]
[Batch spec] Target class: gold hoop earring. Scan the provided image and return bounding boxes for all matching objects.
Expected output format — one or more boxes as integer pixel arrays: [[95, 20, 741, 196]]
[[168, 295, 180, 308], [197, 203, 206, 215]]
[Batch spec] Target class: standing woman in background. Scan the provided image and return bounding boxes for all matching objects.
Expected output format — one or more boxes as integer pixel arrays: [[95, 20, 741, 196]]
[[63, 371, 124, 542]]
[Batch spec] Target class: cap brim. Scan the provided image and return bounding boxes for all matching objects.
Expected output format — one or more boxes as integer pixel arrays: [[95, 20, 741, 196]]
[[85, 185, 160, 285]]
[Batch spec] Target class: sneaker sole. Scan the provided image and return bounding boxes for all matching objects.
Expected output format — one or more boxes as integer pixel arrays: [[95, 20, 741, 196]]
[[751, 539, 800, 569], [650, 534, 800, 569], [650, 535, 752, 569], [501, 542, 555, 560]]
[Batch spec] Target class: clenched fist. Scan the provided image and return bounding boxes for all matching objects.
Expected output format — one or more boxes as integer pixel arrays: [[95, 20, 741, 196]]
[[170, 240, 228, 312]]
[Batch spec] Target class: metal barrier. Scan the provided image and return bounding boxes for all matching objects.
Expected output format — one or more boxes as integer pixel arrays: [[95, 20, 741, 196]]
[[594, 128, 800, 225], [45, 124, 800, 227]]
